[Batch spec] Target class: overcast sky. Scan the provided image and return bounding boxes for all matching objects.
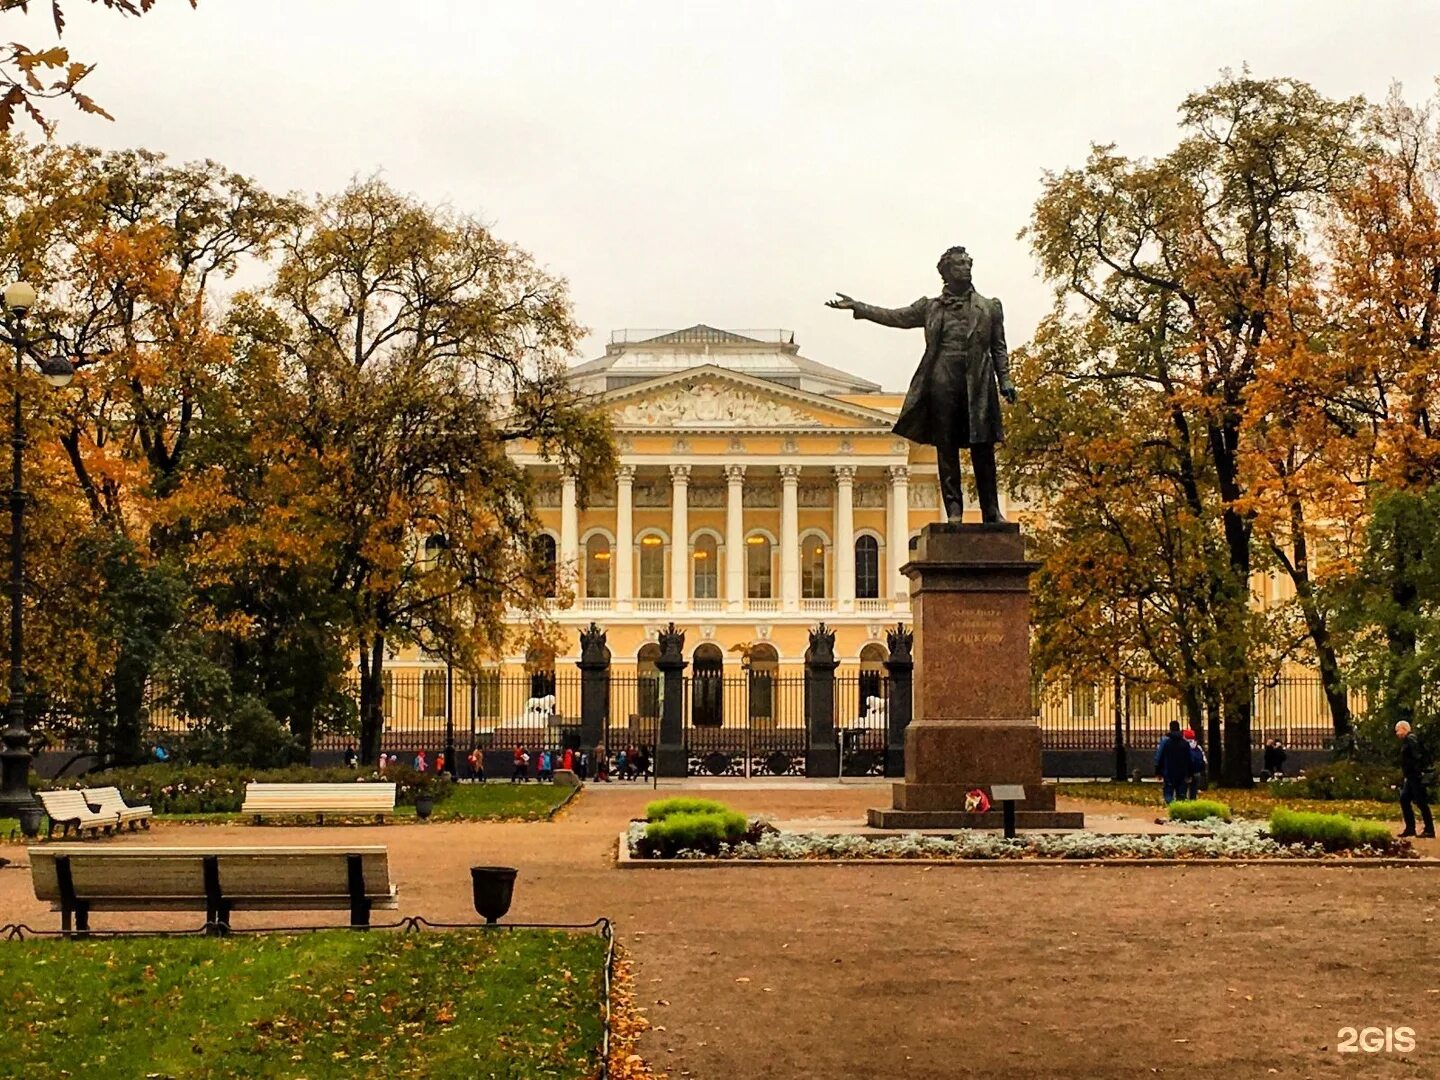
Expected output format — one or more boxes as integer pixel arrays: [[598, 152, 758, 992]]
[[19, 1, 1440, 390]]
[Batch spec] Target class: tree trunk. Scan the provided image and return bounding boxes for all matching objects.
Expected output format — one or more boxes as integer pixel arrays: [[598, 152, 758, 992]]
[[1220, 683, 1253, 787], [358, 634, 386, 764], [1201, 685, 1222, 785], [1277, 512, 1352, 743], [110, 650, 149, 767]]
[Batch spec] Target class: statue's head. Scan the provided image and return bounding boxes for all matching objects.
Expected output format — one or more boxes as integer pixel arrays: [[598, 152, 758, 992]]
[[937, 245, 973, 289]]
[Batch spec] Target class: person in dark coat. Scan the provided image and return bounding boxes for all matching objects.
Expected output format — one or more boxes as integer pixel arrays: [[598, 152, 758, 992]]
[[1396, 721, 1435, 838], [828, 245, 1016, 522], [1153, 720, 1193, 804]]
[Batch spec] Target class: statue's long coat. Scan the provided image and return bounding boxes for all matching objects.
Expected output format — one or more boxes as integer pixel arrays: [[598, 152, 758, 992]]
[[851, 293, 1010, 447]]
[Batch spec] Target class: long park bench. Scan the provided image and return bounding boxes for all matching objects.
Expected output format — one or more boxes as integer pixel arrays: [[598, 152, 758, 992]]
[[29, 845, 399, 933], [36, 791, 119, 838], [240, 782, 397, 824], [82, 787, 153, 831]]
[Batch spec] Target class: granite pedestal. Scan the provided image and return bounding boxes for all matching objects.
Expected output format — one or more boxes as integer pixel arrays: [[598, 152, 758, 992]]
[[867, 523, 1084, 830]]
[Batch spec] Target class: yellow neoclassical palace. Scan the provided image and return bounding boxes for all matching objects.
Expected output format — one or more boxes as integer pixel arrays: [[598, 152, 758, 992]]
[[504, 324, 1029, 678]]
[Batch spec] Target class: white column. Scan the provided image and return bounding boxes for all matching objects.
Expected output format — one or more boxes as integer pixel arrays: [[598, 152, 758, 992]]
[[669, 464, 690, 611], [614, 464, 635, 612], [780, 464, 801, 611], [724, 464, 746, 611], [834, 465, 856, 611], [560, 472, 579, 607], [887, 464, 910, 610]]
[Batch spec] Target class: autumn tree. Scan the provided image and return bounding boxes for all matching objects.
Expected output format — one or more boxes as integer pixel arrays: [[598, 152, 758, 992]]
[[1023, 72, 1366, 782], [0, 137, 297, 762], [0, 0, 197, 133], [230, 178, 613, 763]]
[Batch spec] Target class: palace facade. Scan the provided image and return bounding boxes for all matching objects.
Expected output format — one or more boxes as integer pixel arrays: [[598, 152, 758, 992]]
[[511, 324, 1024, 680]]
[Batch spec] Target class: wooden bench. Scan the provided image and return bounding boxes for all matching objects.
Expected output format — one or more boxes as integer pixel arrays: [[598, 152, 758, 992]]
[[240, 782, 397, 824], [36, 790, 119, 838], [82, 787, 153, 831], [29, 845, 399, 933]]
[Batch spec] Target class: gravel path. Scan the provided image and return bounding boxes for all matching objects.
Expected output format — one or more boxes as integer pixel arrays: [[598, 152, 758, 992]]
[[2, 782, 1437, 1078]]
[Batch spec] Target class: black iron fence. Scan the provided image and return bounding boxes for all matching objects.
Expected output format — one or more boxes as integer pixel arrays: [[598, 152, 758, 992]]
[[1036, 677, 1362, 753], [97, 670, 1356, 768]]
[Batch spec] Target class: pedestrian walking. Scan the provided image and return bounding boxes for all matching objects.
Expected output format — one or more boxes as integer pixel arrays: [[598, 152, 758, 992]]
[[1183, 728, 1206, 800], [413, 750, 428, 773], [1396, 721, 1435, 838], [1153, 720, 1192, 804], [512, 744, 529, 783]]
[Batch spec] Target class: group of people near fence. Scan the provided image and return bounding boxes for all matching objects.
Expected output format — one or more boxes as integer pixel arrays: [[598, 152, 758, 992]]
[[1153, 720, 1209, 803]]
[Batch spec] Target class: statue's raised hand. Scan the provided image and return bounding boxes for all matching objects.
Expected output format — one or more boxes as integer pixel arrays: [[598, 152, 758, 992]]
[[826, 292, 856, 311]]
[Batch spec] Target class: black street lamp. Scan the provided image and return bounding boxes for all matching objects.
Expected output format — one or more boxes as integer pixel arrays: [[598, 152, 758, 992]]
[[0, 281, 75, 819]]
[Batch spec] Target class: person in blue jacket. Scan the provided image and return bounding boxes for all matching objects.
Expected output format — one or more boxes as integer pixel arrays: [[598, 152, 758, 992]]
[[1154, 720, 1193, 804]]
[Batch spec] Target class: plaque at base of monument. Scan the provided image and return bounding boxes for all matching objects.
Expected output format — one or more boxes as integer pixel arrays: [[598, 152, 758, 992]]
[[865, 523, 1084, 830]]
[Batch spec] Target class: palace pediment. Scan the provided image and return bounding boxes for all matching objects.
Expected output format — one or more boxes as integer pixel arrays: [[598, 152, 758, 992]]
[[601, 367, 896, 431]]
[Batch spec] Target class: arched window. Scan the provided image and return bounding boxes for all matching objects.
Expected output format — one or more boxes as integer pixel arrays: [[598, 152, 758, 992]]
[[422, 533, 446, 572], [746, 535, 772, 598], [532, 534, 557, 597], [693, 534, 718, 599], [638, 534, 665, 599], [692, 643, 724, 727], [859, 642, 888, 718], [585, 534, 611, 599], [855, 535, 880, 599], [801, 534, 827, 599], [747, 643, 779, 722], [637, 643, 661, 719]]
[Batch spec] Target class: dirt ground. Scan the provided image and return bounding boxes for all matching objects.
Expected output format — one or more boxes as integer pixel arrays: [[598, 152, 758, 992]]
[[2, 782, 1438, 1079]]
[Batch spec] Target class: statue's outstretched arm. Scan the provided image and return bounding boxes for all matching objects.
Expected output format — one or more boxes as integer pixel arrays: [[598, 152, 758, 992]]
[[827, 294, 928, 329]]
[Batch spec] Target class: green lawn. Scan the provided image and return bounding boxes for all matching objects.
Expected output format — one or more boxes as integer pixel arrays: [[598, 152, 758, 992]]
[[0, 929, 607, 1079], [1057, 780, 1400, 822], [1, 784, 577, 842], [400, 781, 577, 822]]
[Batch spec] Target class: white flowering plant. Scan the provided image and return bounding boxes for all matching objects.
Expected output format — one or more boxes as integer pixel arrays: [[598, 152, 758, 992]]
[[625, 815, 1413, 861]]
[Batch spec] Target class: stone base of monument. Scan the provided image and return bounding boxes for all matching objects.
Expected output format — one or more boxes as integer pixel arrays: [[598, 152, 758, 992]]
[[867, 522, 1085, 832], [867, 721, 1085, 828]]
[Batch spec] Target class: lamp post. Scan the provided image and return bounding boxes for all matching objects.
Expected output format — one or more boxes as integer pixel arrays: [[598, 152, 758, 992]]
[[0, 282, 75, 818]]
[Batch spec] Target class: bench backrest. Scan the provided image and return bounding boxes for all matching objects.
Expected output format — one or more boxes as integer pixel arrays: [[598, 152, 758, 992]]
[[242, 783, 397, 810], [82, 787, 131, 811], [29, 846, 394, 903], [37, 790, 106, 820]]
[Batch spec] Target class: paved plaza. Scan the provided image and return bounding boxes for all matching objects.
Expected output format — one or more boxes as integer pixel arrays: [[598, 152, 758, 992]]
[[3, 784, 1437, 1078]]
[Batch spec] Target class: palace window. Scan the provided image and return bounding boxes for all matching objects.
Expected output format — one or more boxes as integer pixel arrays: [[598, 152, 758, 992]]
[[639, 534, 665, 599], [422, 669, 447, 720], [801, 535, 827, 599], [533, 534, 557, 597], [855, 535, 880, 599], [693, 534, 718, 598], [585, 534, 611, 599], [1070, 682, 1097, 721], [746, 535, 773, 598]]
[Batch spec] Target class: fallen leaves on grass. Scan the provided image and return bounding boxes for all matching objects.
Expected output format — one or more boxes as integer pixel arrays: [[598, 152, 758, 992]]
[[607, 945, 666, 1080]]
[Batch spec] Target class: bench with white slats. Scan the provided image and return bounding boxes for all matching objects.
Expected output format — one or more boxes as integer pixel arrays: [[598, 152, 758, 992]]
[[81, 786, 153, 831], [28, 845, 399, 933], [36, 790, 119, 838], [240, 782, 397, 824]]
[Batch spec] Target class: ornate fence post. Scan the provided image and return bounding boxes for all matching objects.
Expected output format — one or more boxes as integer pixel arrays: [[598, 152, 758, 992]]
[[577, 622, 610, 756], [883, 623, 914, 777], [805, 623, 839, 777], [655, 623, 688, 778]]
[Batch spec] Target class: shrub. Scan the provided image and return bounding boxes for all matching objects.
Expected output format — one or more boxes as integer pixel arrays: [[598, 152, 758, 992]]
[[644, 797, 732, 822], [1168, 799, 1231, 822], [1267, 807, 1400, 853], [641, 809, 748, 857], [43, 764, 453, 815], [1268, 760, 1397, 802]]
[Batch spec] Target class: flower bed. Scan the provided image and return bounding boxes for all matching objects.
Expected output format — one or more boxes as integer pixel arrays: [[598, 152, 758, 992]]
[[623, 816, 1414, 862]]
